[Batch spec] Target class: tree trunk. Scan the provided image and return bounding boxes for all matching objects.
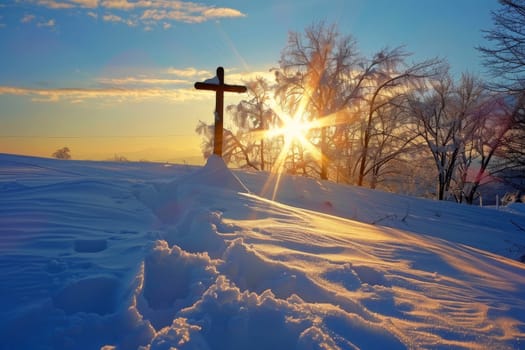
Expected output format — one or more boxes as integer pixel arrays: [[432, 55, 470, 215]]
[[320, 127, 328, 180], [260, 139, 265, 171]]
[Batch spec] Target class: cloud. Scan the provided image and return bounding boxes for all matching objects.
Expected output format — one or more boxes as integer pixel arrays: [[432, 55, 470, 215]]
[[37, 19, 56, 27], [95, 68, 214, 88], [166, 67, 211, 78], [0, 85, 207, 103], [139, 7, 245, 24], [126, 18, 138, 26], [0, 65, 260, 103], [21, 14, 56, 28], [203, 8, 245, 20], [100, 0, 136, 10], [22, 0, 246, 29], [97, 76, 189, 85], [228, 70, 275, 84], [103, 14, 124, 22], [87, 11, 98, 19], [70, 0, 98, 7], [21, 14, 36, 23], [36, 0, 75, 9], [35, 0, 97, 8]]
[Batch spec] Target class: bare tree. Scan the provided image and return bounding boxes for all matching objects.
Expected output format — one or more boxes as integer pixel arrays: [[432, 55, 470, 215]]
[[358, 102, 419, 189], [52, 147, 71, 160], [478, 0, 525, 184], [479, 0, 525, 92]]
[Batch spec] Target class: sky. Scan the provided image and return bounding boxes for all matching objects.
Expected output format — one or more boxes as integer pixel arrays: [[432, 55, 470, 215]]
[[0, 0, 501, 163]]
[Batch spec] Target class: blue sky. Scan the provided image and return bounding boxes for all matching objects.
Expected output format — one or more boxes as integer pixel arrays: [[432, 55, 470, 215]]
[[0, 0, 500, 163]]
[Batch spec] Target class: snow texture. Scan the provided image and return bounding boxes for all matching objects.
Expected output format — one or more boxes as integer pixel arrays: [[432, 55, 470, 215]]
[[203, 75, 220, 85], [0, 153, 524, 349]]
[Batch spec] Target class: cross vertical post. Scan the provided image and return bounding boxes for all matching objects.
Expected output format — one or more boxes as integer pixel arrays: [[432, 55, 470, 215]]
[[194, 67, 247, 157], [215, 68, 224, 157]]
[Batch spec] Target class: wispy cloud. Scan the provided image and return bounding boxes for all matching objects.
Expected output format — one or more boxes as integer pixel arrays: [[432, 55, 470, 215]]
[[35, 0, 97, 8], [21, 14, 56, 29], [0, 85, 206, 103], [36, 0, 75, 9], [37, 19, 56, 27], [0, 65, 260, 103], [70, 0, 99, 7], [228, 70, 275, 84], [97, 76, 189, 86], [21, 14, 36, 23], [203, 8, 245, 20], [103, 13, 138, 26], [139, 6, 245, 24], [100, 0, 135, 10], [103, 14, 123, 22], [166, 67, 211, 78], [20, 0, 245, 30]]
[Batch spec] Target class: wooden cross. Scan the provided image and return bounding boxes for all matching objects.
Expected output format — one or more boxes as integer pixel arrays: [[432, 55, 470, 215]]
[[194, 67, 247, 157]]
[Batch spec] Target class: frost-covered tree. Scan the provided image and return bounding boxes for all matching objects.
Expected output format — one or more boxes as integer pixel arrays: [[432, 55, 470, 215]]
[[275, 22, 360, 180], [451, 75, 512, 204], [352, 48, 441, 187], [274, 22, 441, 184], [226, 77, 278, 171], [52, 147, 71, 160], [407, 71, 511, 202], [195, 121, 259, 170], [408, 71, 465, 200], [195, 121, 214, 159]]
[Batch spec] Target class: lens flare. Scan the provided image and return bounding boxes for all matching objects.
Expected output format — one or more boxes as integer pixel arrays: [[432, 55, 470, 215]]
[[259, 97, 318, 200], [257, 87, 351, 200]]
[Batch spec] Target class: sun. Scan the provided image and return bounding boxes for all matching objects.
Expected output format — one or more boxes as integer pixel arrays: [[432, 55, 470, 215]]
[[260, 100, 323, 200], [266, 101, 322, 168], [267, 112, 313, 148]]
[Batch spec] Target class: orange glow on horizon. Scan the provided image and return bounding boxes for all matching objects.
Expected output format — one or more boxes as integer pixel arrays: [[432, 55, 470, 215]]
[[0, 135, 204, 164]]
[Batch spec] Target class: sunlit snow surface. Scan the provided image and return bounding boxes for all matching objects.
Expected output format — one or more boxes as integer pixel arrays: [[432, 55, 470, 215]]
[[1, 153, 524, 349]]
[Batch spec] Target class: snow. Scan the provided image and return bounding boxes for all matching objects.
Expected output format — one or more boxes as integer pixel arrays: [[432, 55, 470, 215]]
[[203, 75, 220, 85], [1, 153, 524, 349]]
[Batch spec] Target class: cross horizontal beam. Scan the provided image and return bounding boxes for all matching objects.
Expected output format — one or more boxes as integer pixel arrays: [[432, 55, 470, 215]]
[[194, 81, 247, 93], [194, 67, 247, 93]]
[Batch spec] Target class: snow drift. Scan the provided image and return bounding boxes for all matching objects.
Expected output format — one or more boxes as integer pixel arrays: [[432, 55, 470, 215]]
[[0, 153, 524, 349]]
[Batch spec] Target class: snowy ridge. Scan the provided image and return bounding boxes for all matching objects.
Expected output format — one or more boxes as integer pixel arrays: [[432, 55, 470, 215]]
[[0, 153, 524, 349]]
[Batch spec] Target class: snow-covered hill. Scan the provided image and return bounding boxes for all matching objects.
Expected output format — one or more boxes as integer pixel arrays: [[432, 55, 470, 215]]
[[0, 153, 524, 349]]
